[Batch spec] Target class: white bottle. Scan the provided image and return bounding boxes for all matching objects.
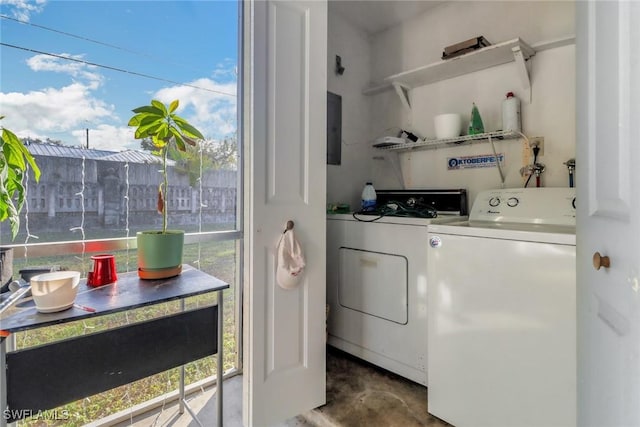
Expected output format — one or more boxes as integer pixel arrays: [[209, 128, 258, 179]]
[[501, 92, 521, 132], [361, 182, 377, 212]]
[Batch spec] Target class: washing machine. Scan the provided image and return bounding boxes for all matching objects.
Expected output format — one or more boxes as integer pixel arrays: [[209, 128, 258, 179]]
[[426, 187, 576, 427], [327, 189, 467, 386]]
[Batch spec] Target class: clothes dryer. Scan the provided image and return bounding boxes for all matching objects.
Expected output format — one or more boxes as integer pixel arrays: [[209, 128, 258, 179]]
[[327, 189, 467, 385]]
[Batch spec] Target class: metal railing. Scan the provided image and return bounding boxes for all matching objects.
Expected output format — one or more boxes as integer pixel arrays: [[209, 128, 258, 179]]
[[3, 230, 243, 258], [3, 229, 244, 424]]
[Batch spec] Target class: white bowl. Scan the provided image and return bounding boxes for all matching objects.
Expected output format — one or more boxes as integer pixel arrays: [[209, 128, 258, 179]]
[[434, 113, 462, 139], [30, 271, 81, 313]]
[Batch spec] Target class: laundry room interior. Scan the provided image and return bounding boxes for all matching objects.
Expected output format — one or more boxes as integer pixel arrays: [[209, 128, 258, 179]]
[[327, 1, 575, 205], [324, 1, 578, 426], [2, 1, 636, 426]]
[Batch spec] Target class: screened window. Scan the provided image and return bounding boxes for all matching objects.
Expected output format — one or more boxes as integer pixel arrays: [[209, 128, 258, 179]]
[[0, 1, 240, 424]]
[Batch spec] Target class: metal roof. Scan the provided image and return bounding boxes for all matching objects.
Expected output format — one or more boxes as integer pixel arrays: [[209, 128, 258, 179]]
[[27, 143, 168, 165]]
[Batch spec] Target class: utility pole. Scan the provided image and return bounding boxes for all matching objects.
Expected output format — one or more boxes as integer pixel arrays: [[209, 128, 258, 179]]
[[86, 128, 89, 149]]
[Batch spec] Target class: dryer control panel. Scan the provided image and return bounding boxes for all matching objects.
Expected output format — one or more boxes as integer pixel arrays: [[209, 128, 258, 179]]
[[470, 188, 576, 226]]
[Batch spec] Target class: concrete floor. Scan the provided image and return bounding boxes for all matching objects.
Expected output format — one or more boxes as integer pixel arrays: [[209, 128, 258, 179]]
[[112, 347, 451, 427]]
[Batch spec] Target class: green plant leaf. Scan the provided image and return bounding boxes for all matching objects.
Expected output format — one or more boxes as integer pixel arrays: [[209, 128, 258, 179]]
[[0, 176, 10, 222], [132, 105, 164, 115], [134, 127, 149, 139], [157, 124, 169, 139], [12, 176, 25, 214], [5, 168, 21, 195], [138, 114, 163, 126], [137, 121, 164, 138], [168, 99, 179, 113], [152, 135, 166, 148], [2, 129, 40, 183], [172, 115, 204, 139], [3, 130, 26, 169], [22, 148, 41, 182], [128, 112, 162, 127], [182, 135, 198, 146], [172, 132, 186, 152], [127, 116, 141, 126], [151, 99, 168, 115], [1, 118, 40, 238]]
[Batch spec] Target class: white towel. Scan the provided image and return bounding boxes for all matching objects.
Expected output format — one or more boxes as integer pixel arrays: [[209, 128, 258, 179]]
[[276, 229, 306, 290]]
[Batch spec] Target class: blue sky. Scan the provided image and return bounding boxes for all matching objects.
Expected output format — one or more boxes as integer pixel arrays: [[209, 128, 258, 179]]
[[0, 0, 238, 150]]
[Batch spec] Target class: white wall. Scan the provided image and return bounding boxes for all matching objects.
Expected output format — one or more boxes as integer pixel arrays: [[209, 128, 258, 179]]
[[326, 9, 373, 211], [365, 1, 577, 205]]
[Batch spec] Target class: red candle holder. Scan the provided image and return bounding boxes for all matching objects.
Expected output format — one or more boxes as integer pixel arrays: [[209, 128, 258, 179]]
[[87, 254, 117, 287]]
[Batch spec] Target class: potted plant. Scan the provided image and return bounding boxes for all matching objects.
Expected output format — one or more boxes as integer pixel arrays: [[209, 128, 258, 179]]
[[128, 100, 204, 279], [1, 116, 41, 290]]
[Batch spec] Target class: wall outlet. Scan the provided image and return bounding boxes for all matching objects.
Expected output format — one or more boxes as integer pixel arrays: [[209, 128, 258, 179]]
[[530, 136, 544, 156]]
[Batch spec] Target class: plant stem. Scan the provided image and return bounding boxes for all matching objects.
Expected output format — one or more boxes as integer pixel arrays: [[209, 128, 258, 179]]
[[162, 141, 169, 233]]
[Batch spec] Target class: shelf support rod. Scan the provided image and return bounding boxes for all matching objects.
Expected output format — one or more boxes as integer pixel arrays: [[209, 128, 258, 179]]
[[512, 45, 532, 102], [392, 82, 412, 112], [377, 151, 405, 189]]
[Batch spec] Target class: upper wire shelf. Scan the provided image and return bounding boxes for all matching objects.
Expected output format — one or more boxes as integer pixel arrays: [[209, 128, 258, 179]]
[[373, 130, 520, 152]]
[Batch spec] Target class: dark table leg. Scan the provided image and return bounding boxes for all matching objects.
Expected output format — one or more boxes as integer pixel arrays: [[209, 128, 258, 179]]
[[217, 291, 224, 426], [1, 338, 7, 427]]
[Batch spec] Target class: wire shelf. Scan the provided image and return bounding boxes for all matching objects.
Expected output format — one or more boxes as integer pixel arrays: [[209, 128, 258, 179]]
[[373, 130, 520, 152]]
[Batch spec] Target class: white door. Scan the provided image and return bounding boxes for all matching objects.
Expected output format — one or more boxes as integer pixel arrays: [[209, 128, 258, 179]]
[[576, 2, 640, 426], [242, 0, 327, 426]]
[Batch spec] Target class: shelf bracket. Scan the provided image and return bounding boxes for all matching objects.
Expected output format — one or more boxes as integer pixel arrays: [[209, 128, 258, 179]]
[[385, 151, 406, 189], [512, 45, 532, 102], [392, 82, 412, 112]]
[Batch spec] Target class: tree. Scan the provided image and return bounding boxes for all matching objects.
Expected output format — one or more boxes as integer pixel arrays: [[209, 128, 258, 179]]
[[22, 137, 64, 146], [140, 132, 238, 185], [203, 134, 238, 170], [139, 137, 156, 152]]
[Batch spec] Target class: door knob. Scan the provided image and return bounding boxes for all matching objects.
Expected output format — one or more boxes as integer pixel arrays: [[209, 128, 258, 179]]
[[592, 252, 611, 270]]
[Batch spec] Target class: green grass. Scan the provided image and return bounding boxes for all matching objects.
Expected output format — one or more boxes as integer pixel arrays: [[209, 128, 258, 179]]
[[12, 239, 239, 426]]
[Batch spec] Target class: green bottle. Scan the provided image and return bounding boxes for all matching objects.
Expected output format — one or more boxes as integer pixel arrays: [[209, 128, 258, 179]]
[[468, 102, 485, 135]]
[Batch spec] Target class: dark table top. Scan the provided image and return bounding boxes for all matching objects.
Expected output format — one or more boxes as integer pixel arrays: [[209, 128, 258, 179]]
[[0, 264, 229, 334]]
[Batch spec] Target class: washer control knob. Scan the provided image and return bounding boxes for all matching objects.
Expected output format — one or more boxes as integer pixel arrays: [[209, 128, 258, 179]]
[[507, 197, 519, 207], [593, 252, 611, 270], [489, 197, 500, 207]]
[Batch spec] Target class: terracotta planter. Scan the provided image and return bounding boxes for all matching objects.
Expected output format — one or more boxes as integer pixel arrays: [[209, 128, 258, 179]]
[[136, 230, 184, 279]]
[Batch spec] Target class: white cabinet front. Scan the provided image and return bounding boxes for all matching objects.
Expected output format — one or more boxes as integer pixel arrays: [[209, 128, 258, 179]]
[[327, 217, 429, 385], [338, 248, 408, 324]]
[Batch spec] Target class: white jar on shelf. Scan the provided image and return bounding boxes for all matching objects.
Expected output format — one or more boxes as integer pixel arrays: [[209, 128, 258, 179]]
[[501, 92, 521, 132], [434, 113, 462, 139]]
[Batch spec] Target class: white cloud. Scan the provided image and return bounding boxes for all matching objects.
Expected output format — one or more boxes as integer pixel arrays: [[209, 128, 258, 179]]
[[0, 0, 46, 21], [153, 78, 237, 139], [70, 124, 138, 151], [1, 51, 116, 145], [0, 82, 115, 135], [211, 58, 237, 82], [27, 53, 103, 88], [3, 50, 237, 150]]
